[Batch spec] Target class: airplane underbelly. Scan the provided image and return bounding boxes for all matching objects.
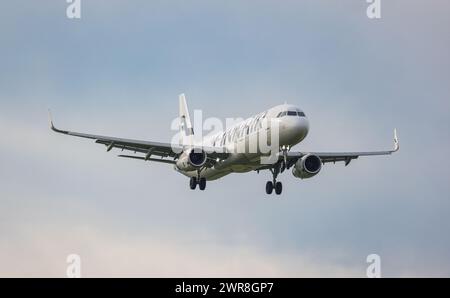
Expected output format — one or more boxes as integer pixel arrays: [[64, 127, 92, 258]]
[[175, 153, 260, 181], [179, 167, 232, 181]]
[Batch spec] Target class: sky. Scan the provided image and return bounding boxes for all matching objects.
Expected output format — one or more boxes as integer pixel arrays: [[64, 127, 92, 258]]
[[0, 0, 449, 277]]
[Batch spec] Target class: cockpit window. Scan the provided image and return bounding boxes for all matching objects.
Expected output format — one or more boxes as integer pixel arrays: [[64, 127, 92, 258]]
[[277, 110, 306, 118]]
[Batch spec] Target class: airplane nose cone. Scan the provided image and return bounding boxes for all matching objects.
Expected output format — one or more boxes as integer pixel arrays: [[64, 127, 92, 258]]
[[280, 116, 309, 145]]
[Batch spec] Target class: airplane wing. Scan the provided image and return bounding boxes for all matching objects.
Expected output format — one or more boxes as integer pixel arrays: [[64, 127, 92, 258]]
[[285, 129, 399, 166], [49, 111, 229, 164]]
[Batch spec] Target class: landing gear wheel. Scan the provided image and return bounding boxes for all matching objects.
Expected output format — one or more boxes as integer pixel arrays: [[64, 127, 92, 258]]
[[199, 178, 206, 190], [266, 181, 274, 194], [275, 181, 282, 195], [189, 177, 197, 190]]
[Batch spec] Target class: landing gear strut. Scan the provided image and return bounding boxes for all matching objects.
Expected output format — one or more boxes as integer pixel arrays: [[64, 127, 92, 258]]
[[266, 163, 283, 195], [280, 145, 290, 173]]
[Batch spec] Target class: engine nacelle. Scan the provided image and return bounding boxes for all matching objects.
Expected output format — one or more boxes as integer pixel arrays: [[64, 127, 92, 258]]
[[292, 154, 322, 179], [176, 149, 207, 171]]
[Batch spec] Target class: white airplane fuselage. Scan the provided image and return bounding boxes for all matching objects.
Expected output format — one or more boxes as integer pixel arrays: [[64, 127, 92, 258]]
[[176, 104, 309, 181]]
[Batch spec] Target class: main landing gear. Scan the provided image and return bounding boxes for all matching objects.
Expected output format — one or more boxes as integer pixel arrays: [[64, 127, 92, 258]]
[[189, 176, 206, 191], [266, 180, 282, 195], [266, 163, 283, 195]]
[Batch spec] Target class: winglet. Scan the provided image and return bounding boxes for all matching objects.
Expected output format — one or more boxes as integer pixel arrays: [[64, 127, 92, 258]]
[[48, 109, 69, 134], [393, 128, 399, 152], [48, 109, 55, 130]]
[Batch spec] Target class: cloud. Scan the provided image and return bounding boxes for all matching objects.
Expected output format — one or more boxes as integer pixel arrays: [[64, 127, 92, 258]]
[[0, 222, 364, 277]]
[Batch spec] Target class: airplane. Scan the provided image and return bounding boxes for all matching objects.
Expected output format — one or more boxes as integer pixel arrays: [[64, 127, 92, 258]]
[[49, 94, 399, 195]]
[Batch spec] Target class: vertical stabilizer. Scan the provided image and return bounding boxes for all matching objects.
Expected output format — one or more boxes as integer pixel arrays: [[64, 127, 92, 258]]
[[179, 93, 194, 145]]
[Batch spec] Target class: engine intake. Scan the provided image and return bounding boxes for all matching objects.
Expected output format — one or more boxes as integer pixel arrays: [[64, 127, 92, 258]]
[[176, 149, 207, 171], [292, 154, 322, 179], [189, 150, 207, 167]]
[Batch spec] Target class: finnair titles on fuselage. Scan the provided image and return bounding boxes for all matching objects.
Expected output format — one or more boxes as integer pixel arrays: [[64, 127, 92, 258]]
[[50, 94, 398, 195]]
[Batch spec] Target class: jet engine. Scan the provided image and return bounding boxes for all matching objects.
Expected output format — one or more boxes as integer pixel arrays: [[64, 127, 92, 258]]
[[176, 149, 207, 171], [292, 154, 322, 179]]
